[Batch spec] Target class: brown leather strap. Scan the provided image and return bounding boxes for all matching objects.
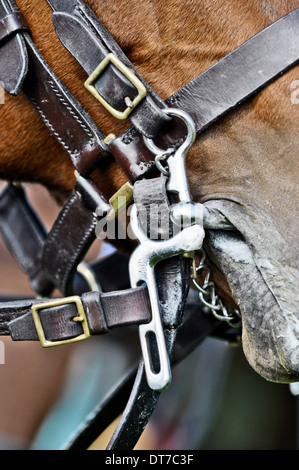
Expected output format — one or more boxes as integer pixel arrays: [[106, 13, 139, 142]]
[[109, 8, 299, 179], [49, 0, 170, 139], [21, 33, 112, 176], [0, 183, 129, 298], [65, 300, 232, 450], [0, 184, 55, 297], [0, 3, 28, 95], [0, 11, 28, 42], [38, 174, 112, 296], [109, 117, 187, 181], [0, 285, 151, 342], [0, 2, 113, 176]]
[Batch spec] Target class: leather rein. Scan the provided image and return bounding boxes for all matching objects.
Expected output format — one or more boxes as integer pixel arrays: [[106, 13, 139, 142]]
[[0, 0, 298, 450]]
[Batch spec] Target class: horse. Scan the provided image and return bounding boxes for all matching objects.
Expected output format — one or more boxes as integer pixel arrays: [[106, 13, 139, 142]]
[[0, 0, 298, 449]]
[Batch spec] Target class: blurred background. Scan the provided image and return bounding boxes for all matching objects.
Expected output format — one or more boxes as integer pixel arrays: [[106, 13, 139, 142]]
[[0, 182, 298, 450]]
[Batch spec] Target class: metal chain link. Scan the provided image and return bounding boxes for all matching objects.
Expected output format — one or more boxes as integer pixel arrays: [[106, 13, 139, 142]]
[[192, 248, 242, 328]]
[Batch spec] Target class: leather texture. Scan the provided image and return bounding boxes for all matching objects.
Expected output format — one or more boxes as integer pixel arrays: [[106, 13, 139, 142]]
[[0, 1, 28, 94], [0, 11, 28, 42], [0, 0, 298, 451], [0, 183, 127, 297], [0, 286, 151, 341], [21, 33, 111, 176], [39, 175, 111, 296], [109, 7, 299, 179], [167, 8, 299, 133], [65, 300, 234, 450], [49, 0, 170, 139], [0, 184, 54, 296]]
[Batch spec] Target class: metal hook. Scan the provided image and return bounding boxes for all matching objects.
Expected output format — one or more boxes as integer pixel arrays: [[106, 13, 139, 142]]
[[143, 108, 196, 203]]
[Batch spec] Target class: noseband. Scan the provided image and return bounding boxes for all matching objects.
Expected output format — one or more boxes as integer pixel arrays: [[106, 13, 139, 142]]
[[0, 0, 298, 450]]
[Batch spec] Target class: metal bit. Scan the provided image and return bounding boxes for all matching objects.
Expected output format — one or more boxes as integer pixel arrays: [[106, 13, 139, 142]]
[[129, 204, 205, 391]]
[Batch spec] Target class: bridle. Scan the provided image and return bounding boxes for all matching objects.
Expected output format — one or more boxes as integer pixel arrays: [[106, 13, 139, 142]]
[[0, 0, 298, 450]]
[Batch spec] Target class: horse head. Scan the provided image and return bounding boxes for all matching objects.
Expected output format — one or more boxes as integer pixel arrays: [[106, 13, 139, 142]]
[[1, 0, 299, 389]]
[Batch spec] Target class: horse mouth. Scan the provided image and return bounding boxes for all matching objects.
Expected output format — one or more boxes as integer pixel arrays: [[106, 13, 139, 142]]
[[203, 199, 299, 384]]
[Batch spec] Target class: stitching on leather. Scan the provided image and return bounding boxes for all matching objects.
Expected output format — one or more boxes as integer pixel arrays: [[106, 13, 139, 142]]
[[30, 97, 80, 159], [60, 216, 97, 290], [47, 79, 95, 142], [42, 191, 79, 280], [76, 5, 104, 46], [42, 191, 97, 291]]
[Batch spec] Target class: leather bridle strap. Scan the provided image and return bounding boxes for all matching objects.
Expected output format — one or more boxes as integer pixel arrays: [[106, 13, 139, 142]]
[[0, 11, 28, 41], [22, 33, 111, 177], [0, 184, 55, 296], [0, 1, 28, 95], [110, 8, 299, 178], [63, 176, 191, 451], [0, 183, 131, 297], [65, 301, 227, 450], [102, 177, 191, 450], [0, 178, 112, 298], [47, 0, 169, 139], [45, 2, 299, 179], [40, 174, 112, 296], [0, 286, 151, 343]]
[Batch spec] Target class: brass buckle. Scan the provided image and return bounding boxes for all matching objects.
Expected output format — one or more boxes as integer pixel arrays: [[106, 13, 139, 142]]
[[31, 296, 90, 348], [84, 53, 147, 120]]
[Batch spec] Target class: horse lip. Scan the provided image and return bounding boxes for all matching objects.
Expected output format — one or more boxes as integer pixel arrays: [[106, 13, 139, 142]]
[[203, 200, 299, 383]]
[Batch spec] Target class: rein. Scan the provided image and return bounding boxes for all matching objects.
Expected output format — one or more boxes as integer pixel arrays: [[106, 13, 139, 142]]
[[0, 0, 298, 450]]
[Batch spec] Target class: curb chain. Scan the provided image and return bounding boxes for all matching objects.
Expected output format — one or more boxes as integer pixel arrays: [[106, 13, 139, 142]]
[[192, 249, 242, 328]]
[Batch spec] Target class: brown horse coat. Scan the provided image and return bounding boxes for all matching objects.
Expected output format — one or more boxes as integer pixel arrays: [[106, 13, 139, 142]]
[[0, 0, 299, 383]]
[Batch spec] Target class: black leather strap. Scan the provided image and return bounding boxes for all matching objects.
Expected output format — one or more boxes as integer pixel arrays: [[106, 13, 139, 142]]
[[109, 7, 299, 180], [65, 300, 230, 450], [39, 174, 112, 296], [0, 286, 151, 342], [47, 0, 170, 139], [0, 184, 54, 297], [0, 1, 28, 94], [0, 11, 28, 42], [168, 8, 299, 134], [0, 183, 127, 298], [102, 177, 191, 450]]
